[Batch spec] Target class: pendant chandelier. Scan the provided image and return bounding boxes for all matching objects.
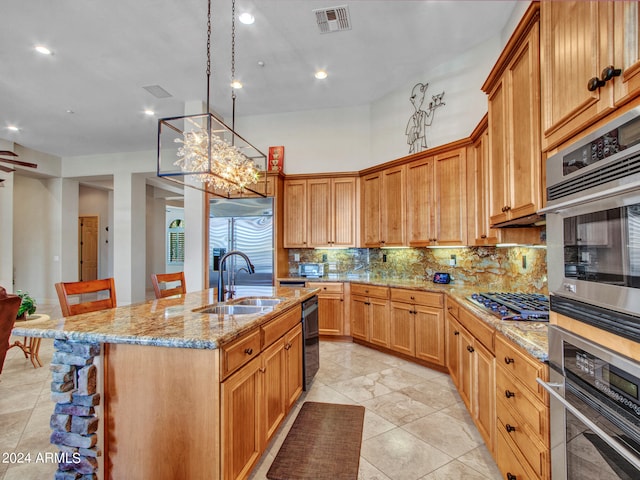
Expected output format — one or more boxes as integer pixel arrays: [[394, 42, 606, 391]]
[[157, 0, 267, 197]]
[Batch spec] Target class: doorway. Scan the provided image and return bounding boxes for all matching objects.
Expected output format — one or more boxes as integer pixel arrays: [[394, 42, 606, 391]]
[[79, 216, 98, 281]]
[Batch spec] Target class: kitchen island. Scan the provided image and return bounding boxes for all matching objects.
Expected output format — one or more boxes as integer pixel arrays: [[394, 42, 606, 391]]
[[12, 286, 319, 480]]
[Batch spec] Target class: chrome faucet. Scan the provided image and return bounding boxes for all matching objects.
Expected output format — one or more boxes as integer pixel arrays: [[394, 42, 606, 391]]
[[217, 250, 255, 301]]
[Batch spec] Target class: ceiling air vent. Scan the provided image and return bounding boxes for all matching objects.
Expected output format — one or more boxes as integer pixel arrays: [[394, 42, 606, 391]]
[[314, 5, 351, 33], [143, 85, 173, 99]]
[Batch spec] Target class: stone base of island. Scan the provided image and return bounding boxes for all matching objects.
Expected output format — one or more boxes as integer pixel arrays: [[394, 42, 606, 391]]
[[12, 286, 319, 480]]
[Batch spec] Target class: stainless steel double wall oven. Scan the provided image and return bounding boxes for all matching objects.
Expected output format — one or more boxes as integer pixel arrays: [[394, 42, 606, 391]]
[[541, 107, 640, 478]]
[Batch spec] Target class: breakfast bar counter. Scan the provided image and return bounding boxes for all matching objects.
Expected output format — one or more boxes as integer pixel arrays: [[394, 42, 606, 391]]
[[11, 286, 318, 480]]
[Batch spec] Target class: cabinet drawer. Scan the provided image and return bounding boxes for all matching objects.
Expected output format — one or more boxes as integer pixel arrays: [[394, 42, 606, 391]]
[[497, 408, 548, 478], [446, 298, 460, 319], [459, 308, 494, 353], [350, 283, 388, 298], [390, 288, 442, 307], [496, 367, 549, 444], [495, 334, 548, 401], [262, 305, 302, 348], [221, 328, 261, 378], [496, 427, 541, 480], [307, 282, 343, 294]]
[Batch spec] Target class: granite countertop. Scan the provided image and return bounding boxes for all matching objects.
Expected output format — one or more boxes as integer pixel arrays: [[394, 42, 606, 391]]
[[279, 275, 549, 362], [12, 286, 319, 350]]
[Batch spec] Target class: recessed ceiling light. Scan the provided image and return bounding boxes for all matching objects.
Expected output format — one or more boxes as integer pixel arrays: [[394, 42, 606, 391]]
[[315, 70, 328, 80], [144, 109, 155, 116], [239, 12, 255, 25], [66, 109, 75, 114], [231, 80, 243, 89], [7, 126, 19, 132], [34, 45, 53, 55]]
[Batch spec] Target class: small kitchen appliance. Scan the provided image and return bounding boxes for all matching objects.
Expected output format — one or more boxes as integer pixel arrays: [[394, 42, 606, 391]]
[[298, 263, 324, 278], [469, 292, 549, 321]]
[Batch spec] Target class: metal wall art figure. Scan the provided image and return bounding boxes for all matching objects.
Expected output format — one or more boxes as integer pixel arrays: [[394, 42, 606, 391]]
[[405, 83, 445, 154]]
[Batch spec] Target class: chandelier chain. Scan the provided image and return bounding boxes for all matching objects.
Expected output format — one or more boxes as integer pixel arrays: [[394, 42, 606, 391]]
[[206, 0, 212, 112], [231, 0, 237, 99]]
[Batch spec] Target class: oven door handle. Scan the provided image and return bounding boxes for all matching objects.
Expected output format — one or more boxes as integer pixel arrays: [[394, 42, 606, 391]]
[[537, 378, 640, 471]]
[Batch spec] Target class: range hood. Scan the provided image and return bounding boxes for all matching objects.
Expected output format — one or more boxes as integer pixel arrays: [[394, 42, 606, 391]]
[[492, 213, 546, 228]]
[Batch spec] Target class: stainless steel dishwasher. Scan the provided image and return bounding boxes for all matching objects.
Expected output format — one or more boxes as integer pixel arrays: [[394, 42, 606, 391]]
[[301, 295, 319, 390]]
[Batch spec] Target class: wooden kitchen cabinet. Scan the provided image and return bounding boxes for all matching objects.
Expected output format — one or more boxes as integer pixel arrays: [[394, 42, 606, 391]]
[[467, 118, 500, 245], [445, 299, 496, 454], [484, 6, 542, 227], [389, 288, 445, 365], [541, 1, 640, 151], [284, 175, 357, 248], [495, 333, 550, 479], [307, 176, 357, 248], [283, 179, 307, 247], [350, 283, 389, 346], [307, 281, 345, 336], [361, 165, 406, 247], [221, 306, 303, 480], [407, 147, 467, 246]]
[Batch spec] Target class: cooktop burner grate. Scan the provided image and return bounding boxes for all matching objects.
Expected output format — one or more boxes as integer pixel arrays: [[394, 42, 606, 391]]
[[469, 292, 550, 321]]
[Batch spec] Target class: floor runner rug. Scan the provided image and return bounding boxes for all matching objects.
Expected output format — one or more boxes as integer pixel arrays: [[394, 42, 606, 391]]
[[267, 401, 365, 480]]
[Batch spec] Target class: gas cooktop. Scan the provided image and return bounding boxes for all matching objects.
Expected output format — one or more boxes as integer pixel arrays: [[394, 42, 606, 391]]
[[469, 292, 550, 321]]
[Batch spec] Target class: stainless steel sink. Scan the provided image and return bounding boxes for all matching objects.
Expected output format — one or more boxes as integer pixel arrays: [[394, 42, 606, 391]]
[[233, 297, 285, 307], [196, 304, 273, 315]]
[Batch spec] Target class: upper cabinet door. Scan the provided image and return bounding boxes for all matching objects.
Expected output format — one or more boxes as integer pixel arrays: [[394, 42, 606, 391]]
[[380, 165, 406, 247], [433, 148, 467, 246], [331, 177, 357, 247], [361, 172, 382, 247], [539, 1, 640, 151], [407, 156, 435, 247], [283, 179, 307, 248], [613, 2, 640, 106], [306, 178, 332, 248]]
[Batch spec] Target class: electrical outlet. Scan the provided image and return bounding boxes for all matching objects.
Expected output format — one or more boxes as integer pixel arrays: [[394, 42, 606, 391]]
[[522, 255, 527, 269], [449, 254, 457, 266], [382, 254, 387, 262], [294, 253, 300, 262], [322, 254, 328, 262]]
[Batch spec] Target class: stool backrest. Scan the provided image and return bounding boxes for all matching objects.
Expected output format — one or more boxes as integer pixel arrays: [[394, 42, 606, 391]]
[[0, 286, 22, 374], [55, 278, 117, 317], [151, 272, 186, 299]]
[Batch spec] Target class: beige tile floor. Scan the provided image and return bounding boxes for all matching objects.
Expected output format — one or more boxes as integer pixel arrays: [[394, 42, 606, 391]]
[[1, 301, 501, 480]]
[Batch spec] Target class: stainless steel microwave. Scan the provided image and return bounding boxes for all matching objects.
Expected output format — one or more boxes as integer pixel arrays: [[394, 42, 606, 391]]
[[298, 263, 324, 278], [542, 107, 640, 340]]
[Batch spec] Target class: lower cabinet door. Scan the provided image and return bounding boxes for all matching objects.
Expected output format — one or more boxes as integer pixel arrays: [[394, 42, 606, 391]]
[[389, 302, 415, 356], [221, 356, 263, 480], [415, 305, 445, 366], [350, 295, 369, 340], [262, 339, 286, 442], [285, 323, 303, 409]]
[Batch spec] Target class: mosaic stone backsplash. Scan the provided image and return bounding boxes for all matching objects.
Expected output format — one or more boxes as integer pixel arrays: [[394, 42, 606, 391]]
[[288, 246, 548, 293]]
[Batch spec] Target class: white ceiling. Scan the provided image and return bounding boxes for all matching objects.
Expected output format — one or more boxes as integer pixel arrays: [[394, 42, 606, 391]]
[[0, 0, 518, 159]]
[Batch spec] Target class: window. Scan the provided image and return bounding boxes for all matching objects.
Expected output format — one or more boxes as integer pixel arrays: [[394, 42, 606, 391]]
[[168, 219, 184, 264]]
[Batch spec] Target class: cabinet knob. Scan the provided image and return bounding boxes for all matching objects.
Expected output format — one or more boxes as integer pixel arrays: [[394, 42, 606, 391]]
[[259, 367, 266, 373], [454, 331, 459, 336], [507, 473, 517, 480], [504, 357, 515, 364], [505, 390, 515, 399], [244, 348, 253, 355], [284, 343, 291, 350], [587, 76, 606, 91], [505, 424, 516, 433], [601, 65, 622, 82], [480, 234, 487, 239], [410, 296, 415, 300], [466, 345, 475, 353]]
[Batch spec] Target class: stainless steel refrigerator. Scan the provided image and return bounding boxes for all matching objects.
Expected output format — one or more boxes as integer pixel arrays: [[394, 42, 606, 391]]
[[208, 197, 274, 288]]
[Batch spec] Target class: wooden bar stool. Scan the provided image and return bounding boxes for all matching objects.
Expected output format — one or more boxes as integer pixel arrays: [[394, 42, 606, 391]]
[[0, 287, 21, 375], [55, 278, 117, 317], [151, 272, 186, 299]]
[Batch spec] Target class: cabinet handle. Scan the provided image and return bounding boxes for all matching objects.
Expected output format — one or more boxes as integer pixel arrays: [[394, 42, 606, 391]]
[[504, 357, 514, 364], [601, 65, 622, 82], [259, 367, 266, 373], [244, 348, 253, 355], [505, 390, 515, 399], [507, 473, 517, 480], [588, 76, 606, 91], [480, 234, 487, 239], [364, 302, 371, 306], [284, 343, 291, 350], [454, 331, 459, 336], [410, 296, 415, 300], [505, 424, 516, 433], [467, 345, 474, 353]]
